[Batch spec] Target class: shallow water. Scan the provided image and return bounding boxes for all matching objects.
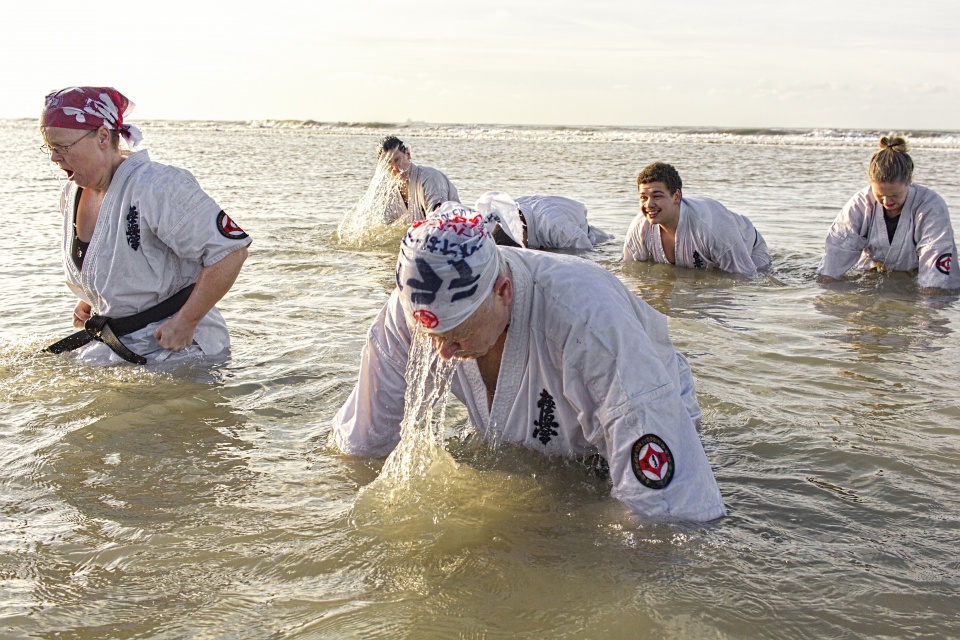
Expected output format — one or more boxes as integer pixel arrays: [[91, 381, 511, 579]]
[[1, 119, 958, 638]]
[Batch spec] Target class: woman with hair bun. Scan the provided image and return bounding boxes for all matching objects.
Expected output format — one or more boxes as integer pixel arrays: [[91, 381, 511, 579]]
[[817, 136, 958, 294], [40, 87, 252, 365]]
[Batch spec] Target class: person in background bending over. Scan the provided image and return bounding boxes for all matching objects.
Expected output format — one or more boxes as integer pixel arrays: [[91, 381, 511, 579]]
[[378, 135, 460, 224], [817, 136, 958, 294], [40, 87, 251, 365], [332, 202, 726, 522], [623, 162, 770, 276], [475, 191, 612, 250]]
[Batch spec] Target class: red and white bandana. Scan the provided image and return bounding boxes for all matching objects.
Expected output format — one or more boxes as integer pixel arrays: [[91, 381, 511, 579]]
[[395, 202, 500, 333], [41, 87, 144, 149]]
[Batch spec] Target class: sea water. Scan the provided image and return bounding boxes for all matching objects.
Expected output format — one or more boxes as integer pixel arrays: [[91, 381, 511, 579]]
[[1, 118, 958, 638]]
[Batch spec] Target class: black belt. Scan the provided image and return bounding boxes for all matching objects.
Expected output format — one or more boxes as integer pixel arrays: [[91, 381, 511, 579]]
[[45, 284, 196, 365]]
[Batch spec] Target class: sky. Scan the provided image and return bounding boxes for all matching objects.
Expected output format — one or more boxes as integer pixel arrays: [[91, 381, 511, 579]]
[[4, 0, 959, 130]]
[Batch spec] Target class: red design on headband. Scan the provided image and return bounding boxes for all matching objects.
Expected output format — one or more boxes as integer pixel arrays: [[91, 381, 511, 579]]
[[434, 214, 486, 237], [413, 309, 439, 329], [42, 87, 132, 132]]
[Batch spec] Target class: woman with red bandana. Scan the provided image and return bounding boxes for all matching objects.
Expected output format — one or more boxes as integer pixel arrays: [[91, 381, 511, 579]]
[[40, 87, 251, 365]]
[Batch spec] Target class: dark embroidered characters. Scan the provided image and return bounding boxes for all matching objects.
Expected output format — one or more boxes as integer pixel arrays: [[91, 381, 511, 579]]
[[217, 211, 248, 239], [125, 205, 140, 251], [693, 250, 705, 269], [533, 389, 559, 445], [630, 434, 675, 490], [447, 258, 482, 302], [405, 257, 481, 306]]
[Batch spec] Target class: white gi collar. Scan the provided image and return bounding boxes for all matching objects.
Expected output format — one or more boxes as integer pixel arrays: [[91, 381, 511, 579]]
[[459, 248, 532, 443]]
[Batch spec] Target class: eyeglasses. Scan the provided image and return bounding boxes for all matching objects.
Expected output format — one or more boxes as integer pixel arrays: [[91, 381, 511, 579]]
[[40, 130, 95, 156]]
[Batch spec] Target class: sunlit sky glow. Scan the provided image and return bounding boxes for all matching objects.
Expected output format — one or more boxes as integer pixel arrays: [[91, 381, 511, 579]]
[[4, 0, 959, 129]]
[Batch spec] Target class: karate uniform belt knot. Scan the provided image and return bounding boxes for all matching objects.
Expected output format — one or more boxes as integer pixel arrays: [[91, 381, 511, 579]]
[[43, 284, 196, 365]]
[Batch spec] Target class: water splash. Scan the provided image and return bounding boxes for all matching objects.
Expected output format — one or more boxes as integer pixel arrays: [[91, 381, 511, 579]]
[[336, 158, 408, 247], [351, 329, 553, 538], [353, 329, 465, 517], [380, 330, 456, 481]]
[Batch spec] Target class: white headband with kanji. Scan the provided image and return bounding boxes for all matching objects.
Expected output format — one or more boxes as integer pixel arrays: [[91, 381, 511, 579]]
[[396, 202, 500, 333]]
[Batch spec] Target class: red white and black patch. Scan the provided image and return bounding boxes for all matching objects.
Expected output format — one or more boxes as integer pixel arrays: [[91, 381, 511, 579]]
[[217, 211, 248, 240], [631, 434, 674, 490], [935, 252, 952, 275]]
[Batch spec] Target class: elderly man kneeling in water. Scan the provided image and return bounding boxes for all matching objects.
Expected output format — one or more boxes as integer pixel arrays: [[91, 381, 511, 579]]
[[332, 203, 725, 522]]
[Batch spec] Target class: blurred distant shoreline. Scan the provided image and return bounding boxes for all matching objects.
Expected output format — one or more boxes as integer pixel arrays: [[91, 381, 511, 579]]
[[9, 118, 959, 148]]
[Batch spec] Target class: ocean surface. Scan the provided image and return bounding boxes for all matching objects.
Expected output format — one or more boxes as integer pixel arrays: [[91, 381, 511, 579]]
[[1, 118, 958, 639]]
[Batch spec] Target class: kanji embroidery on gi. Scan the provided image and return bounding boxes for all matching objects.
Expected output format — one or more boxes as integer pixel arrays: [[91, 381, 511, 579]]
[[533, 389, 559, 445], [693, 250, 705, 269], [125, 205, 140, 251]]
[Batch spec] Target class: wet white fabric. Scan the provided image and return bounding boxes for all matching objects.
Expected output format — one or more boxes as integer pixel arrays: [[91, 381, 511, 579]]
[[333, 248, 725, 522], [476, 192, 610, 250], [383, 163, 460, 224], [59, 150, 252, 364], [516, 195, 611, 250], [623, 196, 770, 275], [475, 191, 526, 246], [817, 184, 959, 290], [395, 205, 499, 333]]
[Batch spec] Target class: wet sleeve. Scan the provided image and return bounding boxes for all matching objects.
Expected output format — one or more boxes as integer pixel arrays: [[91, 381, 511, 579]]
[[914, 193, 960, 290], [330, 293, 411, 456], [622, 214, 650, 262], [562, 301, 725, 522], [701, 206, 759, 276], [749, 230, 772, 271], [541, 199, 594, 250], [542, 216, 594, 250], [711, 233, 759, 276], [419, 169, 460, 213], [817, 193, 870, 279], [587, 224, 614, 246], [146, 166, 252, 267], [602, 381, 726, 522]]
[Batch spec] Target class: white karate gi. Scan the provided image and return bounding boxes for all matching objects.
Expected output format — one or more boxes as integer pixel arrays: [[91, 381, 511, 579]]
[[515, 195, 611, 250], [59, 150, 252, 364], [623, 196, 770, 276], [817, 184, 959, 290], [383, 163, 460, 224], [333, 248, 726, 522]]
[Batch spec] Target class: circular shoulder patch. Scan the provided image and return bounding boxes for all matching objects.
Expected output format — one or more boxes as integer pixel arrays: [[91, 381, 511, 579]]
[[631, 434, 675, 490], [936, 252, 952, 275], [217, 211, 248, 240]]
